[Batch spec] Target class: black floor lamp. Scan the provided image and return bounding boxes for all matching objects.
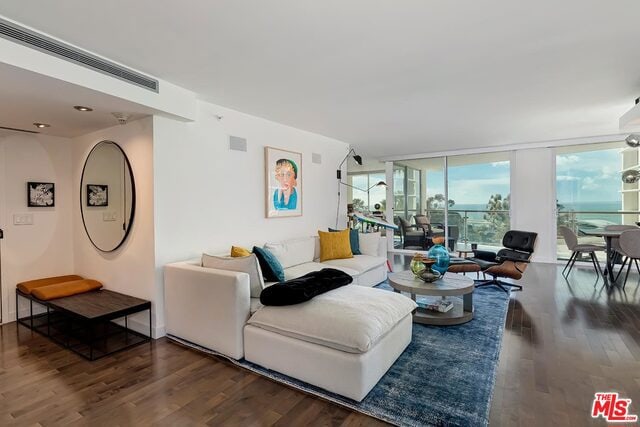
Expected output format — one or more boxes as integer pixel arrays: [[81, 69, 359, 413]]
[[335, 149, 387, 228]]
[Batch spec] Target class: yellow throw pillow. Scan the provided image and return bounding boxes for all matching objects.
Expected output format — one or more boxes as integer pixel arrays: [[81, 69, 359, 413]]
[[231, 246, 251, 257], [318, 229, 353, 262]]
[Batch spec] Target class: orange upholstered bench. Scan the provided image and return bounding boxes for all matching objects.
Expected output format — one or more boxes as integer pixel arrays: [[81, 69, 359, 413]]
[[17, 275, 84, 295], [31, 279, 103, 301], [15, 276, 151, 361], [16, 275, 103, 331], [17, 276, 103, 300]]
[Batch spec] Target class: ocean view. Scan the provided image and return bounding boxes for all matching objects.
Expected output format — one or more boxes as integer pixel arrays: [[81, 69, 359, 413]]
[[445, 200, 626, 224]]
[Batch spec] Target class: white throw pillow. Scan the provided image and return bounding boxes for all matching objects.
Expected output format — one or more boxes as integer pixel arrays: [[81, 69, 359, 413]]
[[201, 253, 265, 298], [358, 232, 381, 256], [264, 237, 316, 269]]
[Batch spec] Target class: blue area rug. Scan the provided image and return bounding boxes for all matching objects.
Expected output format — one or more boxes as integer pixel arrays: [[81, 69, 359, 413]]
[[170, 282, 510, 426]]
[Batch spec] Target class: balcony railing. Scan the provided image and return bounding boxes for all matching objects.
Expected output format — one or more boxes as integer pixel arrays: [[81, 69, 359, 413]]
[[396, 209, 640, 258], [557, 210, 640, 259], [426, 209, 510, 248]]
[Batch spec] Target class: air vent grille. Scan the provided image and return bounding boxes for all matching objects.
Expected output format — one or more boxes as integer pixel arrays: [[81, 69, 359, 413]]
[[0, 18, 159, 92]]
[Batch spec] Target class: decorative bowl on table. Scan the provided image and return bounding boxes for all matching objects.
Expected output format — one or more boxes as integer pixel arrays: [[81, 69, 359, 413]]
[[410, 254, 441, 282], [418, 268, 441, 283]]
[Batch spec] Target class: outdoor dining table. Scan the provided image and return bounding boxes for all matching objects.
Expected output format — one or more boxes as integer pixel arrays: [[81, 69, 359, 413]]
[[582, 229, 624, 284]]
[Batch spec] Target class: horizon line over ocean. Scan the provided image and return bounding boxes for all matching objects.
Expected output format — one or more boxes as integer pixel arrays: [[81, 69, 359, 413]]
[[441, 201, 628, 223]]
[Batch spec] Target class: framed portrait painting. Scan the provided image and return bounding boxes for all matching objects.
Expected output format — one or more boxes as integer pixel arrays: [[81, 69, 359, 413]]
[[265, 147, 302, 218]]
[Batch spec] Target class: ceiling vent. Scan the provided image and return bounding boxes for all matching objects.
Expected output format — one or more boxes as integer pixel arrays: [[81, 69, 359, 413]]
[[0, 17, 159, 92]]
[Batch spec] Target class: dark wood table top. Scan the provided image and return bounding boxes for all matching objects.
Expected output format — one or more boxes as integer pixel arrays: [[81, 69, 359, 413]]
[[48, 290, 150, 320], [582, 230, 623, 238]]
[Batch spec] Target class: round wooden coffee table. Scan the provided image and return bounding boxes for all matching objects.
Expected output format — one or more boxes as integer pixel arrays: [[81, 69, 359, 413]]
[[388, 270, 474, 325]]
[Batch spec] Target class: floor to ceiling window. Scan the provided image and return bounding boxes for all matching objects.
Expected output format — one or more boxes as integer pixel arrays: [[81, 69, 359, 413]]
[[447, 152, 511, 247], [555, 141, 633, 259], [347, 171, 386, 212], [391, 152, 510, 250], [393, 164, 421, 220]]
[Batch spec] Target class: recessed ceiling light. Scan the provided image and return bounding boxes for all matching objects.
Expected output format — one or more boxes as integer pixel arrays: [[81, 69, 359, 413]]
[[33, 122, 50, 128], [73, 105, 93, 112]]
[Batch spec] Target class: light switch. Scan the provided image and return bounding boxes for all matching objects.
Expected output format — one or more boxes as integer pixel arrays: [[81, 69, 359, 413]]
[[13, 213, 34, 225], [103, 211, 117, 221]]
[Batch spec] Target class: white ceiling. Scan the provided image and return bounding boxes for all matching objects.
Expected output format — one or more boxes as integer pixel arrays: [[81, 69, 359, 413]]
[[1, 1, 639, 155], [0, 62, 151, 138]]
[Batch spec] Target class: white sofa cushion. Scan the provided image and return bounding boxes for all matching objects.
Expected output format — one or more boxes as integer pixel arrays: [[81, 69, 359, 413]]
[[284, 262, 359, 281], [358, 232, 381, 256], [265, 237, 316, 269], [250, 297, 263, 314], [202, 253, 264, 298], [323, 255, 386, 274], [247, 285, 417, 354]]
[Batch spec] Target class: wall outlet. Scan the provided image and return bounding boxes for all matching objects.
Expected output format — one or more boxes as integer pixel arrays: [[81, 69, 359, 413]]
[[13, 213, 33, 225]]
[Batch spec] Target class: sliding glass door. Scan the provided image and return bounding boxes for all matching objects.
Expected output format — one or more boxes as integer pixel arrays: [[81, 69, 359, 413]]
[[393, 165, 421, 220], [391, 152, 510, 252], [447, 152, 511, 247], [555, 141, 632, 260], [392, 159, 444, 249]]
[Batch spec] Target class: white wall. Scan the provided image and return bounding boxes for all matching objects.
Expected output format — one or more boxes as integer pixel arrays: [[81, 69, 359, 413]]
[[153, 101, 350, 333], [0, 34, 197, 121], [510, 148, 557, 263], [0, 104, 349, 337], [0, 133, 75, 321], [72, 117, 157, 335]]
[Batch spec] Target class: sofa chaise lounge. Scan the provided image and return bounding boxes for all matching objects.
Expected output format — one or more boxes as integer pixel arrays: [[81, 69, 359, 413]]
[[164, 234, 416, 401]]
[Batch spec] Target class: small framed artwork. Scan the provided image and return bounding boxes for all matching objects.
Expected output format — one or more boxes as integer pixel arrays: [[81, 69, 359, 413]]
[[265, 146, 302, 218], [87, 184, 109, 207], [27, 182, 55, 207]]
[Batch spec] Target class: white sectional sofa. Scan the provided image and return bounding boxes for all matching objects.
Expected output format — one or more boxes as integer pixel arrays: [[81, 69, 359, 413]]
[[264, 234, 389, 286], [164, 234, 415, 401]]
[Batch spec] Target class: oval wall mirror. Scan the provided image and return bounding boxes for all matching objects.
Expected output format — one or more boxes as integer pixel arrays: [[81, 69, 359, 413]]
[[80, 140, 135, 252]]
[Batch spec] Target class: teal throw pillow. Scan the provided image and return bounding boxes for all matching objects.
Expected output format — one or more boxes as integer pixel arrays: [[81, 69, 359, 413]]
[[253, 246, 285, 282], [328, 228, 361, 255]]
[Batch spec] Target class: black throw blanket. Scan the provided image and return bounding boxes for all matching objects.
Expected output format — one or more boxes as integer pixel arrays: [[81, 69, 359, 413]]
[[259, 268, 353, 306]]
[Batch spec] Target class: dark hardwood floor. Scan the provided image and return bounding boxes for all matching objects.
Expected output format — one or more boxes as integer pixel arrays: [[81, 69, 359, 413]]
[[1, 262, 639, 426], [490, 262, 640, 426]]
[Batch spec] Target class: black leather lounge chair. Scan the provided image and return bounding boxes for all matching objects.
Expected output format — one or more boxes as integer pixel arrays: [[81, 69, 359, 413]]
[[468, 230, 538, 292]]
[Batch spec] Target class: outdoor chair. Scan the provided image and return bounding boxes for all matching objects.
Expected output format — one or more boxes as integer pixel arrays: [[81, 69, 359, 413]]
[[395, 216, 428, 249], [414, 214, 458, 250]]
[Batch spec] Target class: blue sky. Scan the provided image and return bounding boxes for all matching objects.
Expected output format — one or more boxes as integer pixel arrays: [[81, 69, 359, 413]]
[[354, 147, 623, 208], [425, 148, 622, 206], [426, 161, 510, 205], [556, 148, 621, 204]]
